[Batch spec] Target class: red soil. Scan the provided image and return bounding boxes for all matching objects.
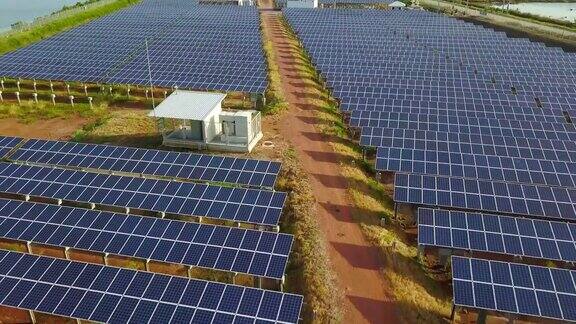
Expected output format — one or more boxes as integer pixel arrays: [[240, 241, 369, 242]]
[[260, 5, 399, 324]]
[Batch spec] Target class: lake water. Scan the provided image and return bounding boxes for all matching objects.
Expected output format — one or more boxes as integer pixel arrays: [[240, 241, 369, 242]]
[[0, 0, 82, 32], [492, 2, 576, 22]]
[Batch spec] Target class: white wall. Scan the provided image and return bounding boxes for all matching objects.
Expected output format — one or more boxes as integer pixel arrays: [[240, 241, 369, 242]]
[[202, 103, 222, 143]]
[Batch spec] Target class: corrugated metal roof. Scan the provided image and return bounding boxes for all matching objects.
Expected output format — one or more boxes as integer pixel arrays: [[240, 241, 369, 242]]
[[148, 90, 226, 120]]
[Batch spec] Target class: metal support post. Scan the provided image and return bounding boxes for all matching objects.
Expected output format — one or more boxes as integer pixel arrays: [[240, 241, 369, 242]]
[[29, 310, 36, 324], [477, 310, 487, 324]]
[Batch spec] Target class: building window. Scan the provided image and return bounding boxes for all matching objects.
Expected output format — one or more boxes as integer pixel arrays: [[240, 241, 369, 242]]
[[222, 121, 236, 136]]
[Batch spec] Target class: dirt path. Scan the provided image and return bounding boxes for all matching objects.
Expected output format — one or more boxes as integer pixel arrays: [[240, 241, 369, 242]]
[[0, 117, 89, 140], [260, 4, 398, 323]]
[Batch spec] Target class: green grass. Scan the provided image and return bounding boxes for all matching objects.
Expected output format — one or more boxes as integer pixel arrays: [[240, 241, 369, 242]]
[[0, 0, 140, 55], [72, 109, 160, 147], [0, 100, 108, 123], [261, 23, 288, 116]]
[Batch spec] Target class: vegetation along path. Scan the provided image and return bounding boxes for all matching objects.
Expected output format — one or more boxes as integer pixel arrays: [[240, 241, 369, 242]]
[[260, 4, 399, 323]]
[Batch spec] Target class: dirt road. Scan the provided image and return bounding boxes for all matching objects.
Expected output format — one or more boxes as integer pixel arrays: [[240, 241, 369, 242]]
[[260, 4, 398, 323]]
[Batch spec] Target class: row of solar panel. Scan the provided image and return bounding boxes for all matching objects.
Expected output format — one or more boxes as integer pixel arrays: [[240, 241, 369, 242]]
[[361, 126, 576, 151], [452, 256, 576, 322], [0, 162, 286, 227], [0, 198, 291, 279], [349, 107, 566, 124], [418, 208, 576, 262], [376, 147, 576, 188], [0, 250, 303, 323], [9, 138, 281, 188], [394, 173, 576, 221]]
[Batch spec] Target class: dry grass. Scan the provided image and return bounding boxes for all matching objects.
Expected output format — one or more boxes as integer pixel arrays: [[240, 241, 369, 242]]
[[72, 109, 161, 147], [280, 17, 455, 323]]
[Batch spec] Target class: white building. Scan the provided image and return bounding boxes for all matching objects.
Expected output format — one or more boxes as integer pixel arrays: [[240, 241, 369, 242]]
[[287, 0, 318, 8], [149, 90, 263, 152], [388, 1, 406, 8]]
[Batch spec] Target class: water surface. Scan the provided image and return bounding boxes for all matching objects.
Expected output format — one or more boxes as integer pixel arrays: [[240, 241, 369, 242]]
[[493, 2, 576, 22], [0, 0, 82, 32]]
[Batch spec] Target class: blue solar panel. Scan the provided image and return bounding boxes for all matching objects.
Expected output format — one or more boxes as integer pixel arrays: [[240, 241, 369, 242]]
[[0, 137, 22, 160], [357, 116, 576, 141], [376, 147, 576, 187], [395, 173, 576, 221], [0, 249, 303, 323], [0, 162, 286, 227], [419, 208, 576, 262], [11, 139, 281, 188], [452, 256, 576, 322], [0, 198, 292, 279], [361, 127, 576, 163]]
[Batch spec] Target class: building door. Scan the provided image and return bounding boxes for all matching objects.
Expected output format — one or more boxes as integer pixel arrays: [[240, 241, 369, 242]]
[[189, 120, 203, 141]]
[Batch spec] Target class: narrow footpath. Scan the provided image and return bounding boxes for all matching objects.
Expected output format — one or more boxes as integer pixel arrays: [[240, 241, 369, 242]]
[[259, 3, 399, 323]]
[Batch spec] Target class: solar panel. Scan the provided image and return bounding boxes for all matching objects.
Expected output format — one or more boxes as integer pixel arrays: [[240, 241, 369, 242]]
[[0, 249, 303, 323], [394, 173, 576, 221], [12, 139, 281, 188], [376, 147, 576, 188], [0, 162, 286, 227], [452, 255, 576, 322], [418, 208, 576, 262], [361, 127, 576, 163], [0, 198, 292, 279], [357, 117, 576, 141], [0, 137, 22, 160]]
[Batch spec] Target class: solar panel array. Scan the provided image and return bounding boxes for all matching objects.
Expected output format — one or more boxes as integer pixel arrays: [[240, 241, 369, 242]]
[[285, 8, 576, 321], [0, 162, 286, 227], [0, 250, 303, 323], [0, 198, 292, 279], [452, 256, 576, 322], [0, 136, 303, 319], [10, 138, 281, 188], [0, 1, 267, 93]]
